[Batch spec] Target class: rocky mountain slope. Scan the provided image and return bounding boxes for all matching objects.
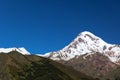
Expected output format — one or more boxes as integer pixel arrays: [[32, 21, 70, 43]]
[[63, 52, 117, 79]]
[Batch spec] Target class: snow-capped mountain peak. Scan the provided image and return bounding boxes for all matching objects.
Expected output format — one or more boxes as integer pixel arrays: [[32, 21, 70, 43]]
[[0, 47, 30, 55], [41, 31, 120, 64], [62, 31, 108, 53]]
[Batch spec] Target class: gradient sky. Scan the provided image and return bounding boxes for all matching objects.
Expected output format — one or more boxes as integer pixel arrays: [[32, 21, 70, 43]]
[[0, 0, 120, 54]]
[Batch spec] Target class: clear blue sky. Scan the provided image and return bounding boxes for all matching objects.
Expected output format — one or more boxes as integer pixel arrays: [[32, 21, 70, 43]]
[[0, 0, 120, 54]]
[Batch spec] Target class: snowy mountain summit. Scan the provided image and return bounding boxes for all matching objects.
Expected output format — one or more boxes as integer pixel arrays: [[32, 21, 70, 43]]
[[42, 31, 120, 64], [0, 47, 30, 55]]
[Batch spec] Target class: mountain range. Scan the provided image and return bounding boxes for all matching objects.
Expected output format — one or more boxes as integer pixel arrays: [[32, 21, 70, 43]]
[[0, 31, 120, 80]]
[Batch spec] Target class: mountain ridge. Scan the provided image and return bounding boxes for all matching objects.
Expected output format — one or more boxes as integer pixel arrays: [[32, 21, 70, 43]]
[[0, 47, 30, 55], [0, 31, 120, 80]]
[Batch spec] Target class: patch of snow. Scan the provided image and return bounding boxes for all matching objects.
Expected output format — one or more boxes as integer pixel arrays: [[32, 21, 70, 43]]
[[36, 52, 51, 57]]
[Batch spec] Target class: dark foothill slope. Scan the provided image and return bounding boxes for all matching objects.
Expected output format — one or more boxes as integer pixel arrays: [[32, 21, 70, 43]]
[[0, 51, 97, 80]]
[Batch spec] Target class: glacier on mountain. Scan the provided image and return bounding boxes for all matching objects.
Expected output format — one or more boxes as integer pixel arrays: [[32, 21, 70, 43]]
[[39, 31, 120, 63]]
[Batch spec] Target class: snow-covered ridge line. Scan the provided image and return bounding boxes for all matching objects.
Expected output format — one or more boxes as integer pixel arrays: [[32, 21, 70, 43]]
[[0, 47, 30, 55], [39, 31, 120, 63]]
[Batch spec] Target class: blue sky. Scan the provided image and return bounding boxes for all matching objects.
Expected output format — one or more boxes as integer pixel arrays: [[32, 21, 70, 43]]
[[0, 0, 120, 54]]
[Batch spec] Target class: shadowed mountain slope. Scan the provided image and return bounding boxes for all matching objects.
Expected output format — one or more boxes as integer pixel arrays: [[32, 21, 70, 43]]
[[0, 51, 98, 80]]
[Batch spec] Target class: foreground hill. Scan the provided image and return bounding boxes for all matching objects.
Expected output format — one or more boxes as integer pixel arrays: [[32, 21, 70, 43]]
[[0, 51, 97, 80]]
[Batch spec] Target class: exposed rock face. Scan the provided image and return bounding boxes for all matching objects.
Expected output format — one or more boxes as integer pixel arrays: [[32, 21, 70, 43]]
[[63, 52, 117, 78]]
